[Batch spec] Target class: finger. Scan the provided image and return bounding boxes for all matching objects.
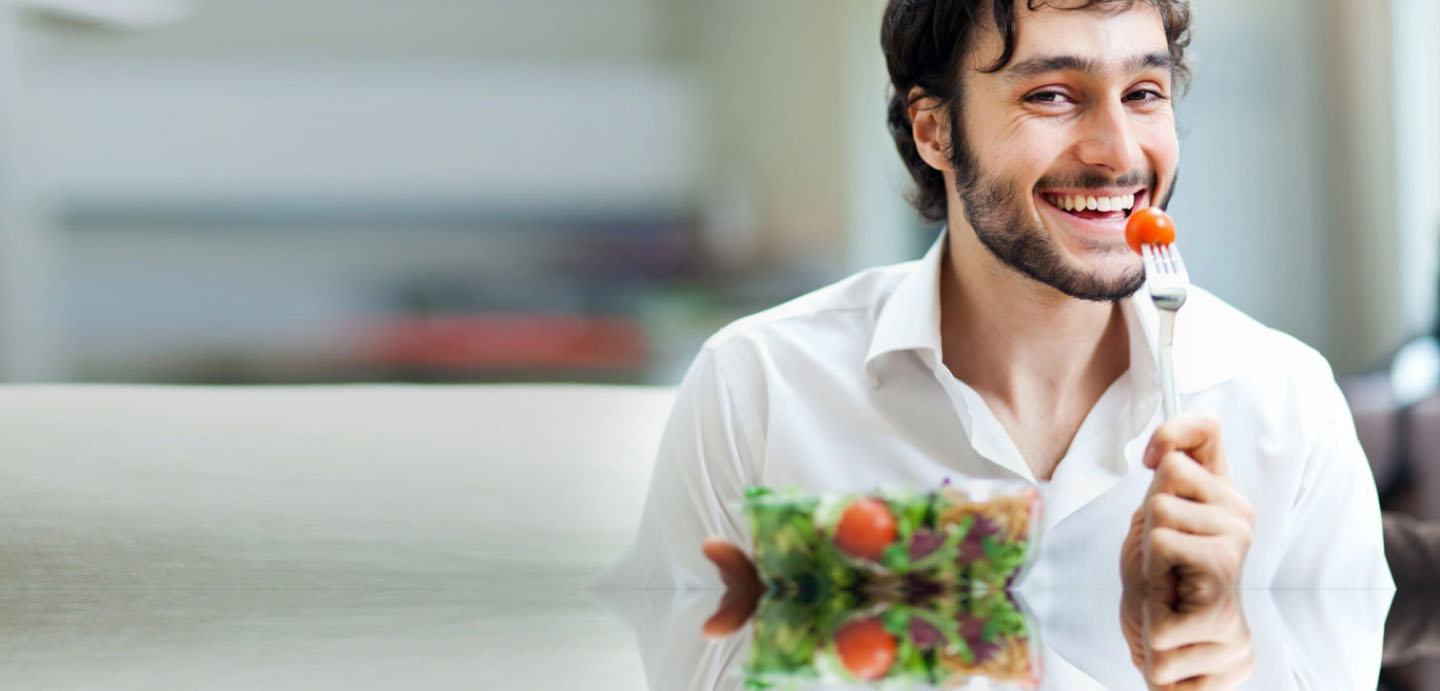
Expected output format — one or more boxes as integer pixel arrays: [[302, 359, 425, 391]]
[[1122, 508, 1148, 589], [1145, 493, 1247, 539], [1147, 453, 1255, 525], [703, 537, 760, 592], [1171, 651, 1255, 691], [1147, 452, 1213, 504], [1147, 454, 1253, 516], [1144, 526, 1212, 584], [1144, 414, 1228, 477], [1147, 640, 1252, 687], [1146, 594, 1245, 651], [1120, 590, 1147, 668], [702, 585, 761, 638]]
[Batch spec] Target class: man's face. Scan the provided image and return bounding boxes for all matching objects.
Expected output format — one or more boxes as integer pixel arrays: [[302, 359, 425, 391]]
[[949, 3, 1179, 301]]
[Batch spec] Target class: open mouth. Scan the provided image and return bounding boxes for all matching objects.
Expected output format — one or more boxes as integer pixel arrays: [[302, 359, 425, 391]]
[[1040, 191, 1141, 221]]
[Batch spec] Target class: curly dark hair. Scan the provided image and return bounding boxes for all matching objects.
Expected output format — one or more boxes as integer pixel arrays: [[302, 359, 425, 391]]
[[881, 0, 1193, 222]]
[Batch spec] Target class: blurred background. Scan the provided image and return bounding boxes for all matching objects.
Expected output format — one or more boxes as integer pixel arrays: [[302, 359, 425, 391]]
[[0, 0, 1434, 386]]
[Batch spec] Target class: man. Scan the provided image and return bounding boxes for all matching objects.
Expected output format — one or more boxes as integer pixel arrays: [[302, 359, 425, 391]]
[[599, 0, 1392, 605]]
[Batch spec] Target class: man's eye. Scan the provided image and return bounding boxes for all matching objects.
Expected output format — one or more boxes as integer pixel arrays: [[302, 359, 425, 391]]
[[1025, 91, 1069, 104], [1125, 89, 1166, 103]]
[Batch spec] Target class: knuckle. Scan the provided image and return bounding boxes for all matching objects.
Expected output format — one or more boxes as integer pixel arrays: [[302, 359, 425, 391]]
[[1155, 452, 1191, 484], [1146, 493, 1175, 523], [1197, 414, 1222, 434], [1237, 495, 1256, 521], [1155, 452, 1180, 477], [1234, 521, 1253, 551], [1147, 525, 1177, 551], [1149, 422, 1179, 449], [1147, 649, 1179, 683]]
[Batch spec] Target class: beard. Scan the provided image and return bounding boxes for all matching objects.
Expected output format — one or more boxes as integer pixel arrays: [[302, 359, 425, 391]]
[[948, 108, 1172, 302]]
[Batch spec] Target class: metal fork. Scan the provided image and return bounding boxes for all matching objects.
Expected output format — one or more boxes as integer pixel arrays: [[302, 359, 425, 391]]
[[1141, 243, 1189, 420]]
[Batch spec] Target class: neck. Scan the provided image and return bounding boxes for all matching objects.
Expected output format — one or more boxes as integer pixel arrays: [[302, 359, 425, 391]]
[[939, 225, 1130, 410]]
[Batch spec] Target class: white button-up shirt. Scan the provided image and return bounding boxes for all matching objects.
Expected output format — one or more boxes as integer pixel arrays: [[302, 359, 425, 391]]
[[600, 231, 1393, 593]]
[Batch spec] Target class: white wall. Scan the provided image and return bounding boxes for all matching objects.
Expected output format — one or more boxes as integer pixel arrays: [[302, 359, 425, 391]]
[[27, 0, 664, 61], [1163, 1, 1334, 358], [34, 60, 700, 213], [1392, 0, 1440, 336]]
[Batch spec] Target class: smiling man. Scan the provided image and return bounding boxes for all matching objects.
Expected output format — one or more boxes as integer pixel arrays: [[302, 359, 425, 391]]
[[601, 0, 1392, 604]]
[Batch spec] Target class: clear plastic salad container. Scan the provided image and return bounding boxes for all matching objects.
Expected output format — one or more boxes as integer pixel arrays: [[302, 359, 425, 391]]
[[743, 481, 1043, 595], [743, 589, 1042, 689]]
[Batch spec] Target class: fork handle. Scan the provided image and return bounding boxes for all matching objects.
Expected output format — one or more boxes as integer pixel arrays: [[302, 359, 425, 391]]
[[1159, 309, 1179, 420]]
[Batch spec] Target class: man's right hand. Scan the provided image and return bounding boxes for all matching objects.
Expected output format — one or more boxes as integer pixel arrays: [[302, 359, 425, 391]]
[[1120, 588, 1255, 690], [1120, 415, 1253, 604], [701, 538, 762, 638]]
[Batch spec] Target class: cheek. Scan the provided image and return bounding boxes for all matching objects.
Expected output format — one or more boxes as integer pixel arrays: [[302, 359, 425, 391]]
[[1138, 125, 1180, 172], [974, 123, 1070, 189]]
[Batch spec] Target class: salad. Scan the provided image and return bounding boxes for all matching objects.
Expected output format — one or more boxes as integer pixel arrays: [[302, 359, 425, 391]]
[[744, 590, 1040, 688], [744, 483, 1040, 595]]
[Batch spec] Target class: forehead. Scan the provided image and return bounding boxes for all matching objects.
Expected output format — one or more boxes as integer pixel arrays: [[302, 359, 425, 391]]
[[969, 2, 1169, 75]]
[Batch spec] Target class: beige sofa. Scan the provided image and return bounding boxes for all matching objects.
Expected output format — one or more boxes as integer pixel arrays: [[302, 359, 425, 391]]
[[1343, 375, 1440, 520]]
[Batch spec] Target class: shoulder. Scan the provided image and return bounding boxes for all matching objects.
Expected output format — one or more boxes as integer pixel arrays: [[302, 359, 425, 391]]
[[1181, 286, 1345, 424], [1185, 286, 1334, 381]]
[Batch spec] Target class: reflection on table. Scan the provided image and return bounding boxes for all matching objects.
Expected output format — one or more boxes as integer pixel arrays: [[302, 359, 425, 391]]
[[595, 585, 1393, 690], [0, 582, 1416, 689]]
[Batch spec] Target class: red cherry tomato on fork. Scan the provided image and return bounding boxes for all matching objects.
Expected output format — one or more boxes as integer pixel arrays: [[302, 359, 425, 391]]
[[1125, 207, 1176, 255], [834, 497, 897, 561]]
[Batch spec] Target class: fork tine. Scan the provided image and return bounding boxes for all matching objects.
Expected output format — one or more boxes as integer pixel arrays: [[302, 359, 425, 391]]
[[1142, 243, 1168, 274], [1169, 244, 1188, 278], [1159, 243, 1186, 279]]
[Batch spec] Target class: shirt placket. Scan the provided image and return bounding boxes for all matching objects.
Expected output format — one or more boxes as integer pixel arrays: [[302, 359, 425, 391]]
[[920, 351, 1038, 485]]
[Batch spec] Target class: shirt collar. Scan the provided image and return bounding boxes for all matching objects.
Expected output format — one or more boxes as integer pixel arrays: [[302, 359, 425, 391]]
[[863, 229, 948, 383], [864, 227, 1240, 397]]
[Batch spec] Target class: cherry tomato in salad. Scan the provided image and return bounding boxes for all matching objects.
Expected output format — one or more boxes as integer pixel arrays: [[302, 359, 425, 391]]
[[835, 497, 897, 561], [1125, 206, 1176, 255], [834, 617, 897, 681]]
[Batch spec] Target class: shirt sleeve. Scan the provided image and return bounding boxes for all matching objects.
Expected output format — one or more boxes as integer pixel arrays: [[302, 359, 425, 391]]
[[1269, 374, 1395, 590], [594, 345, 762, 590]]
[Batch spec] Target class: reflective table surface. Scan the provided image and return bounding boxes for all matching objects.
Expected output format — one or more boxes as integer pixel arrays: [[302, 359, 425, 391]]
[[3, 580, 1432, 690], [3, 386, 1429, 688]]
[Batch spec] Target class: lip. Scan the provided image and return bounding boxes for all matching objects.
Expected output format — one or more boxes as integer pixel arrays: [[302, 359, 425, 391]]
[[1035, 188, 1150, 239]]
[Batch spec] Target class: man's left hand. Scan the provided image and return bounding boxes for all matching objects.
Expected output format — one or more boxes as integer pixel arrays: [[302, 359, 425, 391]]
[[1121, 414, 1254, 605], [701, 538, 763, 638]]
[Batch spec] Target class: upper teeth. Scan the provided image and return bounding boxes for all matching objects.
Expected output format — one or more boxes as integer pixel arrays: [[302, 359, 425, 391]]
[[1046, 193, 1135, 212]]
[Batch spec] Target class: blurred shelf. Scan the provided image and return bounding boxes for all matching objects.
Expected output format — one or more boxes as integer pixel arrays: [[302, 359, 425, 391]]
[[58, 196, 693, 232], [361, 313, 647, 372]]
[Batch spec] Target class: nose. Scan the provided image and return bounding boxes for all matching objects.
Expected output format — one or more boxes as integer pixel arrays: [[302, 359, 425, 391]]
[[1074, 98, 1142, 174]]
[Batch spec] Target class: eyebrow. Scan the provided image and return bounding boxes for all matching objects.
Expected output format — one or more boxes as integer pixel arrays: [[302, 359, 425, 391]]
[[1001, 52, 1174, 81]]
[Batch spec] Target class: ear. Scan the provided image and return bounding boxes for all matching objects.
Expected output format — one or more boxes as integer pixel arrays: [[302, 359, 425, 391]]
[[907, 86, 952, 173]]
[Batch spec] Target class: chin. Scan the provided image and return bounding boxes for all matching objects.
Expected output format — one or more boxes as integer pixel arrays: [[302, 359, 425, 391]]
[[1069, 256, 1146, 293]]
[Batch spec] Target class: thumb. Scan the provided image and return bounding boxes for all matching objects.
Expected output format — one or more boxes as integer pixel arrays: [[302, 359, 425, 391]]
[[1144, 414, 1228, 477]]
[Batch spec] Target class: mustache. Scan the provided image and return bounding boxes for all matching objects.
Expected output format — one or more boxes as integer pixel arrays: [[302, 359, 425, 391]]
[[1034, 169, 1157, 191]]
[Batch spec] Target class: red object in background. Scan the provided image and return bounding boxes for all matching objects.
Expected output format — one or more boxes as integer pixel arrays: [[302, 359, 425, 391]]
[[366, 314, 647, 371]]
